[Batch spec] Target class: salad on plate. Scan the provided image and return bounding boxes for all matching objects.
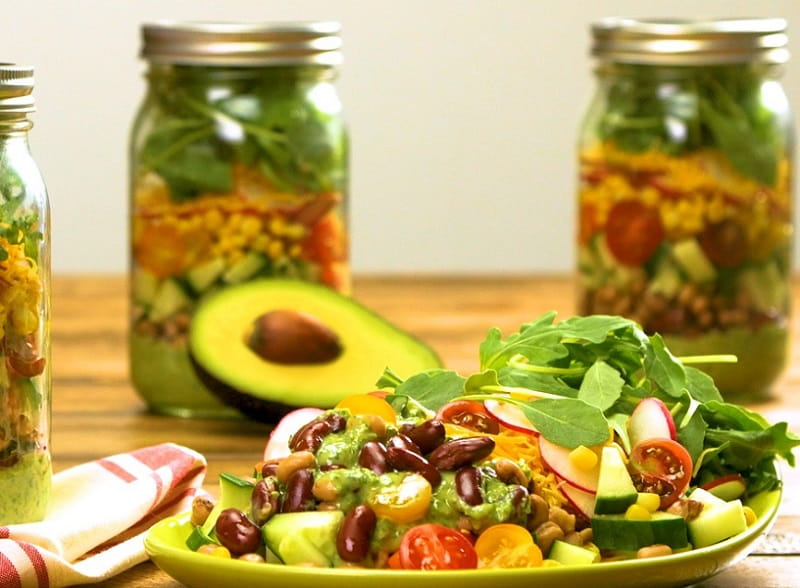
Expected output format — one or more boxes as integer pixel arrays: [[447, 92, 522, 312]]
[[182, 313, 798, 570]]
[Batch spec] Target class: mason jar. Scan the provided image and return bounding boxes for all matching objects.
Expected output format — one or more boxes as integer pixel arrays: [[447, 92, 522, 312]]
[[577, 18, 793, 401], [129, 22, 349, 417], [0, 65, 52, 523]]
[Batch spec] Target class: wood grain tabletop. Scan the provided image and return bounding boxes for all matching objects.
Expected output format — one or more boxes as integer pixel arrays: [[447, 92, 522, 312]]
[[50, 274, 800, 587]]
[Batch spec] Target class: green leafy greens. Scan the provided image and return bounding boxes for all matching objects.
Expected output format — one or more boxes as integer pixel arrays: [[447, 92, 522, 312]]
[[139, 66, 348, 201], [598, 63, 786, 186], [378, 312, 799, 495]]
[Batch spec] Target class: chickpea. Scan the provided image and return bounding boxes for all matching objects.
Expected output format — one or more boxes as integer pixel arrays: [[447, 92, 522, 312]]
[[312, 477, 340, 502], [527, 493, 550, 530], [548, 506, 576, 534], [276, 450, 316, 484], [636, 544, 673, 559], [190, 495, 215, 527], [534, 521, 565, 557]]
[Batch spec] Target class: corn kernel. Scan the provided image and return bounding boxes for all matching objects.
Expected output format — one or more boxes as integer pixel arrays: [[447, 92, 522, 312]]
[[742, 505, 758, 526], [267, 239, 285, 260], [625, 504, 652, 521], [568, 445, 598, 471], [240, 215, 262, 238], [636, 492, 661, 513], [541, 559, 563, 568]]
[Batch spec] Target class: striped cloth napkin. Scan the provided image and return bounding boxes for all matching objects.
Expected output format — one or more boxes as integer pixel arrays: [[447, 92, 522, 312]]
[[0, 443, 207, 587]]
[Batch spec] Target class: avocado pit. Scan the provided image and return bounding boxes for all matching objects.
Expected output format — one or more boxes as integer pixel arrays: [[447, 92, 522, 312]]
[[247, 309, 343, 365]]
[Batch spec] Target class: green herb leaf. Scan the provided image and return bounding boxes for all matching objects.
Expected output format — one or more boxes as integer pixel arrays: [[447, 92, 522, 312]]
[[578, 360, 623, 410], [392, 369, 466, 413], [519, 398, 610, 448]]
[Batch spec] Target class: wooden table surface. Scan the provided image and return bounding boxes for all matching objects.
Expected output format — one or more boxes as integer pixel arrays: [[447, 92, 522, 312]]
[[51, 274, 800, 587]]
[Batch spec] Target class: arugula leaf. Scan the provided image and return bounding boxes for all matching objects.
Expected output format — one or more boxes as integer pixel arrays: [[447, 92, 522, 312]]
[[578, 361, 623, 410], [392, 369, 465, 413], [519, 398, 610, 448], [643, 333, 687, 398]]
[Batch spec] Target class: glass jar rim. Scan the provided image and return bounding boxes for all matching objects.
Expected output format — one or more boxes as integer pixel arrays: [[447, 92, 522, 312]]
[[140, 21, 343, 67], [591, 17, 789, 65]]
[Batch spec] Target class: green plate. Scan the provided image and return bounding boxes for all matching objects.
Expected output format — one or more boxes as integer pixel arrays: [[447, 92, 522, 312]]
[[145, 489, 780, 588]]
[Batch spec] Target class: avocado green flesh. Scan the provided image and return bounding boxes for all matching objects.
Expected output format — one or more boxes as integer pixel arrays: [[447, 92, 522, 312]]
[[663, 323, 788, 401], [188, 279, 442, 422]]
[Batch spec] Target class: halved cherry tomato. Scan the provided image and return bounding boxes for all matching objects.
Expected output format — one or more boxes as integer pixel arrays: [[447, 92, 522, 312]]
[[335, 394, 397, 424], [474, 524, 543, 569], [397, 524, 478, 570], [604, 199, 664, 266], [628, 438, 693, 509], [436, 400, 500, 434], [367, 473, 432, 524]]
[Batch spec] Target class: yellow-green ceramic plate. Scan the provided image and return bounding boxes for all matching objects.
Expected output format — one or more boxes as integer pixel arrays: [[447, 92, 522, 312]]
[[145, 489, 780, 588]]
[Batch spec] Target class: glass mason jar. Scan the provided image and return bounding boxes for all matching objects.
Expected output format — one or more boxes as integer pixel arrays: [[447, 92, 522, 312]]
[[0, 65, 51, 523], [129, 22, 349, 418], [577, 18, 793, 401]]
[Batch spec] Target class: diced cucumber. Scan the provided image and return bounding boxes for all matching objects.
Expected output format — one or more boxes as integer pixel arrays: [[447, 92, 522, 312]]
[[187, 258, 226, 293], [200, 473, 255, 537], [737, 260, 788, 313], [548, 539, 600, 566], [148, 279, 191, 322], [132, 269, 160, 306], [671, 239, 717, 283], [686, 487, 747, 548], [591, 512, 689, 551], [594, 445, 638, 515], [687, 499, 747, 548], [647, 256, 683, 298], [186, 524, 217, 551], [262, 510, 345, 567], [222, 252, 267, 284]]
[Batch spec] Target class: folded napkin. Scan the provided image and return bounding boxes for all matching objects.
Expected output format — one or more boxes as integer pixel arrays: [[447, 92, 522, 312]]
[[0, 443, 207, 587]]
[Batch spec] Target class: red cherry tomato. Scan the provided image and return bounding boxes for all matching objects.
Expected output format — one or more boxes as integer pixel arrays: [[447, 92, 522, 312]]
[[697, 219, 748, 267], [436, 401, 500, 434], [604, 200, 664, 266], [628, 438, 693, 509], [397, 524, 478, 570]]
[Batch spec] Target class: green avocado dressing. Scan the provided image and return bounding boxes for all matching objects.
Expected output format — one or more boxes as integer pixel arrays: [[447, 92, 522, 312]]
[[0, 451, 51, 524]]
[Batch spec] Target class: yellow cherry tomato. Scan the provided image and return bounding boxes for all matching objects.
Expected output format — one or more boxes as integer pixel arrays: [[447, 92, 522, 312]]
[[474, 524, 543, 569], [367, 473, 431, 524], [336, 394, 397, 424]]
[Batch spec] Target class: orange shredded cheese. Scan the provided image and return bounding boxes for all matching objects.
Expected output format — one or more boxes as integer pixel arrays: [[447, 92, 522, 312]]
[[491, 430, 566, 508]]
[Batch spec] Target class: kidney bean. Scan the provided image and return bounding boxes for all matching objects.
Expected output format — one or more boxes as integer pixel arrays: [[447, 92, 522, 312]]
[[336, 505, 377, 562], [358, 440, 389, 474], [251, 478, 280, 525], [427, 437, 495, 470], [386, 433, 422, 455], [386, 446, 441, 487], [455, 467, 483, 506], [281, 468, 315, 513], [261, 462, 279, 478], [401, 419, 446, 454], [509, 485, 529, 520], [215, 508, 261, 556], [327, 412, 347, 433], [289, 419, 332, 453]]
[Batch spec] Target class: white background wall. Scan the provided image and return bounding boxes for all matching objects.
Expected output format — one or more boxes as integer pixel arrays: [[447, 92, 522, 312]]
[[6, 1, 800, 275]]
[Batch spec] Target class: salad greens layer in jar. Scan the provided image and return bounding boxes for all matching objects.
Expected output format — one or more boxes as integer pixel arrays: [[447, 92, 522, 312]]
[[577, 58, 793, 400], [130, 62, 348, 417], [0, 175, 50, 524], [185, 314, 799, 570]]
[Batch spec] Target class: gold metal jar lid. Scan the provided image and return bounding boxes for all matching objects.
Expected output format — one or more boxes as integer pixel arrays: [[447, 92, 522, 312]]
[[141, 21, 342, 66], [591, 18, 789, 65], [0, 64, 35, 113]]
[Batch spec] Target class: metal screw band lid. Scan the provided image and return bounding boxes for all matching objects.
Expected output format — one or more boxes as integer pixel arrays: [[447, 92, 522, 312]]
[[591, 18, 789, 65], [0, 64, 35, 113], [141, 21, 343, 66]]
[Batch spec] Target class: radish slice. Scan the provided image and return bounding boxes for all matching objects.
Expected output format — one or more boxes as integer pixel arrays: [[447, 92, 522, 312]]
[[628, 397, 676, 448], [701, 474, 747, 501], [484, 399, 539, 435], [263, 407, 324, 460], [538, 436, 600, 494], [558, 477, 596, 519]]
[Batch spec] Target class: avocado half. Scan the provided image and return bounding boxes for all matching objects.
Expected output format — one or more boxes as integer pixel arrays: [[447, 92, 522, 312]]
[[188, 278, 442, 422]]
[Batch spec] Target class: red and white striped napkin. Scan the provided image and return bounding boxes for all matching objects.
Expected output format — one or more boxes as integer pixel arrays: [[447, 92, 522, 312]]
[[0, 443, 207, 588]]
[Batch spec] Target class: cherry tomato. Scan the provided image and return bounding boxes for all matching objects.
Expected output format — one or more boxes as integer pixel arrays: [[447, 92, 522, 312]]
[[302, 213, 347, 265], [604, 200, 664, 266], [397, 524, 478, 570], [335, 394, 397, 424], [367, 473, 432, 524], [436, 400, 500, 434], [474, 524, 543, 569], [697, 219, 748, 267], [628, 438, 693, 509]]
